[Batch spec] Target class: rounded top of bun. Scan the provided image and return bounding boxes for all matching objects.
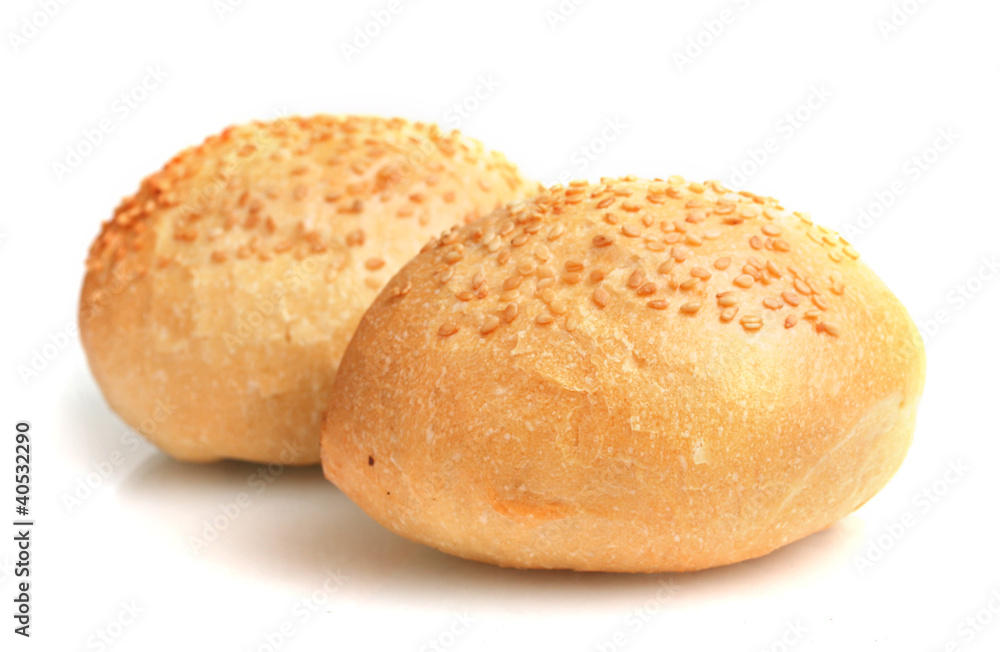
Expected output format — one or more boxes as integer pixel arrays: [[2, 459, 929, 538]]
[[321, 175, 926, 571], [370, 175, 912, 342], [80, 114, 533, 464], [84, 114, 528, 285]]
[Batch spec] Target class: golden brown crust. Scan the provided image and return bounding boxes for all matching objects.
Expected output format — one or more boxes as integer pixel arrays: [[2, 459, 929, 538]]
[[79, 114, 535, 464], [321, 176, 926, 572]]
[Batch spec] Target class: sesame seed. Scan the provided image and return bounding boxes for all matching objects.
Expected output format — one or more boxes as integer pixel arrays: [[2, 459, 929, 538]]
[[456, 290, 474, 301], [658, 260, 675, 275], [831, 282, 845, 295], [648, 300, 669, 310], [843, 245, 860, 259], [680, 301, 701, 314], [637, 282, 657, 296], [717, 293, 738, 308], [628, 269, 646, 288], [679, 278, 699, 291], [773, 238, 791, 252], [685, 233, 702, 246], [781, 291, 801, 306], [537, 265, 556, 279], [828, 250, 844, 263], [749, 235, 763, 250], [472, 269, 486, 289], [646, 240, 666, 252], [686, 209, 707, 223], [365, 257, 385, 270], [762, 224, 781, 236], [517, 261, 536, 276], [503, 303, 519, 323], [664, 232, 682, 244], [592, 286, 609, 308], [562, 272, 582, 284], [565, 316, 577, 332], [565, 260, 585, 272], [720, 306, 738, 322], [497, 250, 511, 265], [604, 213, 618, 225], [763, 297, 782, 310], [740, 315, 763, 331], [391, 281, 412, 298], [436, 268, 454, 284], [534, 244, 552, 261], [511, 233, 530, 247], [596, 196, 615, 209], [540, 289, 556, 304], [622, 224, 641, 238], [590, 269, 606, 282], [444, 251, 462, 265], [438, 323, 458, 337], [537, 277, 555, 289], [734, 274, 754, 288], [547, 224, 565, 241], [766, 260, 782, 278], [819, 321, 841, 336], [714, 257, 731, 270], [672, 247, 688, 262], [811, 294, 829, 310], [803, 309, 820, 321], [593, 235, 614, 247], [503, 276, 522, 291], [793, 278, 812, 295], [536, 314, 555, 325], [691, 267, 711, 280], [785, 314, 798, 329], [550, 300, 568, 315]]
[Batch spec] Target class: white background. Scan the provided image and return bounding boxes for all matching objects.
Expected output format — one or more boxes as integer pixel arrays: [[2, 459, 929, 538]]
[[2, 0, 999, 650]]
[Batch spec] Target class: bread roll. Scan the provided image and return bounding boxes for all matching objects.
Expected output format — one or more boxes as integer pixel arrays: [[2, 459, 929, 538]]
[[80, 115, 533, 465], [321, 176, 925, 572]]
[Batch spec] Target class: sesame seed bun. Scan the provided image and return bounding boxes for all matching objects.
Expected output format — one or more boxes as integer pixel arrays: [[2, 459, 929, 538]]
[[80, 114, 535, 464], [320, 176, 926, 572]]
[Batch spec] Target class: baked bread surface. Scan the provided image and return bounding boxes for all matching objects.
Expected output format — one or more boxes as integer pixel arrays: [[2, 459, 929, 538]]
[[80, 114, 532, 464], [321, 176, 925, 572]]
